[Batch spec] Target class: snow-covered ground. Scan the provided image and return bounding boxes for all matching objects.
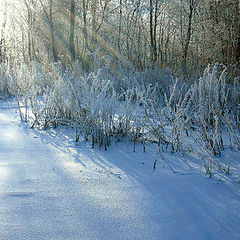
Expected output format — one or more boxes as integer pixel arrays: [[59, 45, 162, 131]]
[[0, 100, 240, 240]]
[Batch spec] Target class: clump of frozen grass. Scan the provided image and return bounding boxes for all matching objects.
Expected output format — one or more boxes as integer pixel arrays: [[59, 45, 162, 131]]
[[76, 70, 118, 150], [147, 78, 195, 153], [163, 79, 195, 152], [148, 63, 240, 175], [228, 77, 240, 137], [191, 64, 240, 156], [192, 64, 228, 156], [188, 64, 240, 176], [4, 59, 240, 176], [7, 61, 52, 122], [116, 83, 154, 152]]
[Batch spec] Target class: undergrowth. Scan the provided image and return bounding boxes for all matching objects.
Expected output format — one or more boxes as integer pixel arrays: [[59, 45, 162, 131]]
[[0, 60, 239, 177]]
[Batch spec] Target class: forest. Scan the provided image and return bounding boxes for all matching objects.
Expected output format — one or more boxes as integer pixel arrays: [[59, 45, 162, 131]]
[[0, 1, 240, 239], [0, 1, 239, 72], [0, 0, 239, 174]]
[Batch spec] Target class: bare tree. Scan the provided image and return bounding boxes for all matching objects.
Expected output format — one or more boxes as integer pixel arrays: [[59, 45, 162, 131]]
[[0, 0, 7, 62], [70, 0, 76, 62], [149, 0, 158, 62]]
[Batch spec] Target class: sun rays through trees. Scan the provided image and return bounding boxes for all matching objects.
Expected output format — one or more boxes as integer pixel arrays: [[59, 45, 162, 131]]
[[0, 0, 239, 177], [0, 0, 239, 73]]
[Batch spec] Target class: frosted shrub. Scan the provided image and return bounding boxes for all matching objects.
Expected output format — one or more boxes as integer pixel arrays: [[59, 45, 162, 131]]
[[116, 83, 156, 152], [148, 78, 195, 152], [0, 62, 12, 98], [140, 67, 173, 102], [165, 80, 195, 152], [8, 62, 36, 121], [86, 71, 117, 149], [9, 61, 53, 123], [228, 77, 240, 132], [120, 67, 173, 105], [33, 64, 74, 129], [6, 59, 239, 176], [10, 61, 119, 150], [71, 70, 118, 149], [192, 64, 229, 156]]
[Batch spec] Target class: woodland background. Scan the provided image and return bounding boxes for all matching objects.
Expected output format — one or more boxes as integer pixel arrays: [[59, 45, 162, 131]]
[[0, 0, 239, 77]]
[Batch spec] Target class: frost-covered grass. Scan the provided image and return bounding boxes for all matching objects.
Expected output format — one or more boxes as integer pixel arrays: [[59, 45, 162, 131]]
[[0, 61, 240, 177]]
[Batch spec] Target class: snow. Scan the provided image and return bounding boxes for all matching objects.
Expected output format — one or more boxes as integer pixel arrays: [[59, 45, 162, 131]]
[[0, 100, 240, 240]]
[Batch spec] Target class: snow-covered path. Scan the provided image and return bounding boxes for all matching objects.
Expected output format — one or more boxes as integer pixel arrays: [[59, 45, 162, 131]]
[[0, 101, 240, 240]]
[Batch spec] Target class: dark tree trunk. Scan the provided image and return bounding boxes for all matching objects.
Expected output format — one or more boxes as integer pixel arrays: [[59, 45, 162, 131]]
[[118, 0, 123, 54], [50, 0, 57, 62], [182, 0, 194, 73], [150, 0, 158, 62], [70, 0, 76, 62]]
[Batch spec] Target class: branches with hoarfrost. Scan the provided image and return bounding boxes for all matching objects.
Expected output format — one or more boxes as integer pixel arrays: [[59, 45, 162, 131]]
[[1, 60, 240, 176]]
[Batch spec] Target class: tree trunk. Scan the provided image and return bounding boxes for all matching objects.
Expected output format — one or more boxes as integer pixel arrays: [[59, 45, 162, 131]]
[[83, 0, 88, 49], [91, 0, 97, 51], [150, 0, 157, 62], [182, 0, 194, 74], [50, 0, 57, 62], [118, 0, 122, 54], [0, 0, 7, 62], [70, 0, 76, 62], [235, 0, 240, 65]]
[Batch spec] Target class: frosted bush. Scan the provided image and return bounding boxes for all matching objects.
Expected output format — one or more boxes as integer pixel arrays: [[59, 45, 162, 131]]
[[192, 64, 229, 156], [148, 78, 195, 152], [76, 70, 118, 149], [4, 59, 239, 175], [0, 62, 12, 98]]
